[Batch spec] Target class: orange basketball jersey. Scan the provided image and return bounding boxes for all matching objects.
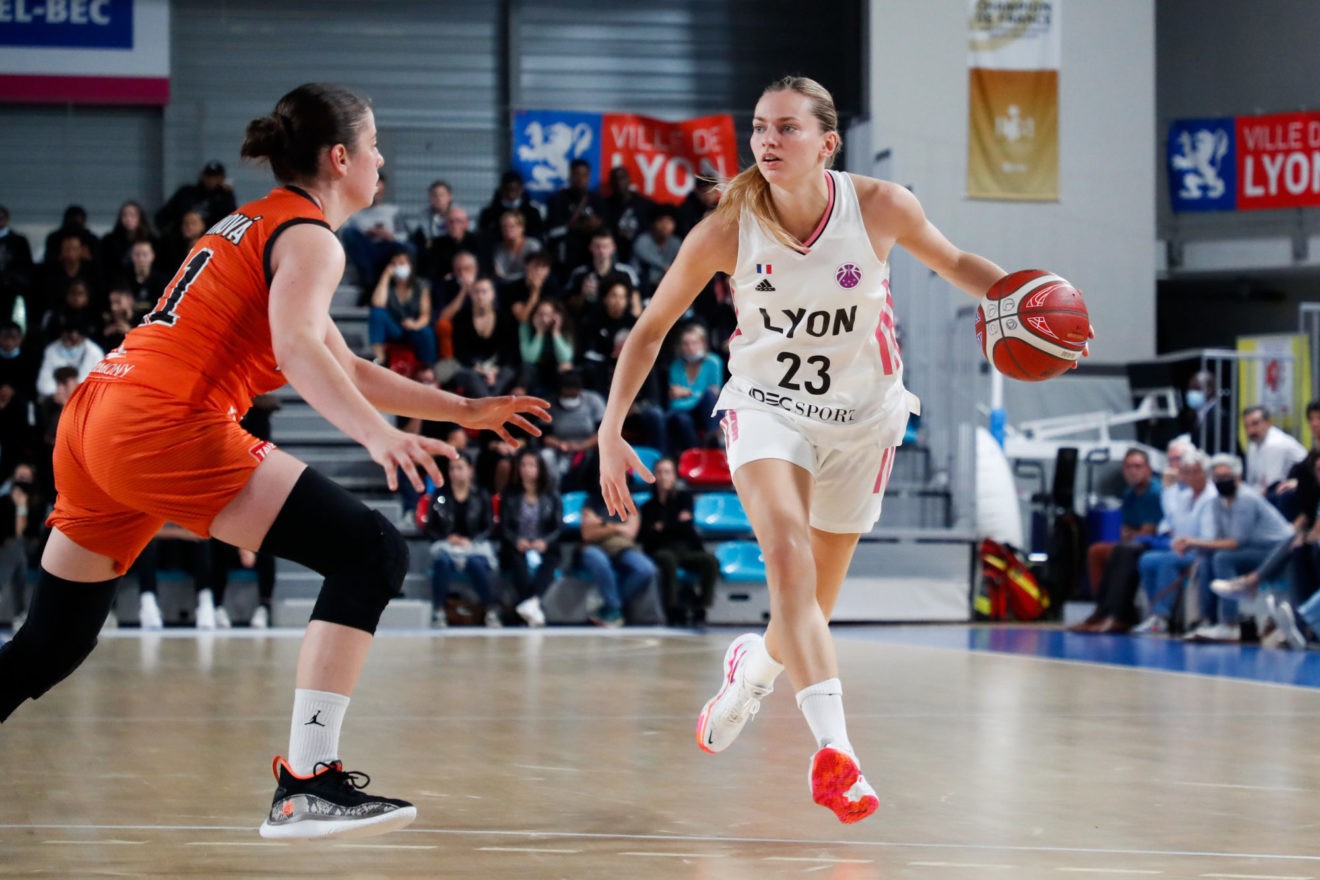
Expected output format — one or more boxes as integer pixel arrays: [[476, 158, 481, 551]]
[[88, 186, 330, 415]]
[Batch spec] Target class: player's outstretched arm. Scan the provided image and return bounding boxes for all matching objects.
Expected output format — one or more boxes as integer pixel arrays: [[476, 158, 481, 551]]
[[864, 180, 1006, 299], [269, 224, 454, 492], [598, 214, 735, 520]]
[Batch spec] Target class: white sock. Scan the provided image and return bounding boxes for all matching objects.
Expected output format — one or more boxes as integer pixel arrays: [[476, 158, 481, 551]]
[[744, 637, 785, 689], [287, 688, 350, 776], [796, 678, 853, 754]]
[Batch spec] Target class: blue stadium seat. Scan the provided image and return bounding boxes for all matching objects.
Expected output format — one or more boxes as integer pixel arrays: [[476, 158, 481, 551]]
[[694, 492, 751, 537], [561, 491, 587, 530], [716, 541, 766, 583]]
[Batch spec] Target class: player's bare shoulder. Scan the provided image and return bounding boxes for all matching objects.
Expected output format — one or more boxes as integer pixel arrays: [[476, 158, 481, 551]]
[[678, 208, 740, 276], [847, 173, 925, 245]]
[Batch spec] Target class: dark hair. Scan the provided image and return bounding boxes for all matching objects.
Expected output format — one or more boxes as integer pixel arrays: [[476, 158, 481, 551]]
[[53, 365, 79, 384], [1123, 448, 1150, 466], [515, 449, 550, 495], [62, 205, 87, 226], [241, 83, 372, 183], [429, 179, 451, 193], [1307, 400, 1320, 419], [570, 158, 591, 173], [524, 250, 553, 270]]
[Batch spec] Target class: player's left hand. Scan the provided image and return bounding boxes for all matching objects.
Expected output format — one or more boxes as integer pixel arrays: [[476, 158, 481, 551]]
[[463, 395, 552, 448]]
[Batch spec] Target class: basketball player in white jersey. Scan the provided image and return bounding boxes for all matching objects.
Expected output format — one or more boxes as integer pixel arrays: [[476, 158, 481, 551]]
[[599, 76, 1011, 823]]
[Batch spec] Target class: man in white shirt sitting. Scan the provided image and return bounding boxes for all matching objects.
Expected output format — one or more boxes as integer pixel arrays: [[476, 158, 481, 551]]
[[1242, 405, 1307, 495]]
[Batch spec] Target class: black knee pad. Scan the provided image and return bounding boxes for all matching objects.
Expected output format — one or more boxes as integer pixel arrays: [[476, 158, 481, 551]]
[[0, 572, 118, 722], [260, 468, 411, 635]]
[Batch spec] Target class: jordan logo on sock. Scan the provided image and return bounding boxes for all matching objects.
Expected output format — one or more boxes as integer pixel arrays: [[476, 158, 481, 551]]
[[304, 710, 325, 727]]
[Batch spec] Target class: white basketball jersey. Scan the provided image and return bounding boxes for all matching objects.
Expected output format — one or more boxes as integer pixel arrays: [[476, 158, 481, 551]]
[[714, 170, 910, 442]]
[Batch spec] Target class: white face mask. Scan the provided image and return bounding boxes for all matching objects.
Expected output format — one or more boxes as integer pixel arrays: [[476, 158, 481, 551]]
[[559, 395, 583, 410], [392, 264, 412, 281]]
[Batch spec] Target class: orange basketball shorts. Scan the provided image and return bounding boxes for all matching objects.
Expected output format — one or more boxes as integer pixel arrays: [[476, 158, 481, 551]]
[[47, 379, 278, 575]]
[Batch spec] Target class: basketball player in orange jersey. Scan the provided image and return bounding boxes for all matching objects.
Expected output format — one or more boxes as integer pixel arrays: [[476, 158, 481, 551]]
[[0, 83, 550, 840], [601, 76, 1080, 823]]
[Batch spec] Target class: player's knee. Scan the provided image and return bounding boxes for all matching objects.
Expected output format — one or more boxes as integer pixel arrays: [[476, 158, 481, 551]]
[[310, 510, 410, 635], [759, 535, 812, 582]]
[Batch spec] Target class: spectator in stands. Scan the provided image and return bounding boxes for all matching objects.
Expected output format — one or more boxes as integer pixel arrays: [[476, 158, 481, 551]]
[[1180, 454, 1294, 643], [1132, 445, 1218, 635], [155, 160, 236, 238], [491, 210, 542, 285], [0, 322, 39, 476], [426, 206, 483, 289], [675, 176, 720, 236], [1079, 448, 1161, 599], [517, 297, 575, 399], [665, 322, 723, 453], [442, 276, 518, 398], [578, 279, 641, 394], [1180, 369, 1235, 455], [580, 487, 660, 627], [543, 369, 606, 490], [158, 210, 206, 277], [37, 365, 81, 497], [690, 274, 738, 360], [1070, 448, 1164, 633], [639, 457, 718, 625], [99, 200, 156, 276], [603, 165, 652, 264], [99, 286, 141, 351], [424, 452, 501, 629], [1242, 405, 1307, 498], [431, 249, 480, 328], [564, 229, 640, 311], [40, 279, 97, 344], [0, 462, 44, 629], [632, 205, 682, 295], [546, 158, 605, 270], [118, 240, 169, 312], [36, 313, 103, 401], [409, 179, 453, 278], [1269, 401, 1320, 523], [502, 449, 563, 628], [505, 250, 560, 325], [368, 251, 437, 367], [342, 171, 408, 293], [1262, 451, 1320, 649], [479, 170, 544, 248], [0, 206, 35, 314], [42, 205, 98, 267], [37, 233, 99, 329]]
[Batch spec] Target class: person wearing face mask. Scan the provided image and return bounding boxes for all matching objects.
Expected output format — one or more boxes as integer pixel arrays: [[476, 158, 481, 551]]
[[1177, 454, 1294, 643], [665, 322, 724, 453], [368, 252, 436, 368], [543, 369, 607, 491], [1179, 369, 1236, 455], [0, 462, 44, 630]]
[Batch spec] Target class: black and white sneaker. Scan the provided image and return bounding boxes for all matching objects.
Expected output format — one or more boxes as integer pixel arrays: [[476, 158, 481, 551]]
[[258, 756, 417, 841]]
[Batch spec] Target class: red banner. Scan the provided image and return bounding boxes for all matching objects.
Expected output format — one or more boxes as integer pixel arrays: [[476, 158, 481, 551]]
[[599, 113, 738, 204], [1236, 111, 1320, 211]]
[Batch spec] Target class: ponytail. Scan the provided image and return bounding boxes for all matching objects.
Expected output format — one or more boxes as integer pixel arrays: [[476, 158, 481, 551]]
[[240, 83, 370, 183]]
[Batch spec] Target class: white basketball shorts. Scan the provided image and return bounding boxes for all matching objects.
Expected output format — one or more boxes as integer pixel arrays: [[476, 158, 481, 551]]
[[718, 407, 899, 534]]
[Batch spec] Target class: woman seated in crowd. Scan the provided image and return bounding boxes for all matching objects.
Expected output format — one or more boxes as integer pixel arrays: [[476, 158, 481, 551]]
[[665, 322, 724, 453], [491, 210, 542, 286], [368, 251, 437, 368], [500, 450, 563, 628], [446, 276, 519, 397]]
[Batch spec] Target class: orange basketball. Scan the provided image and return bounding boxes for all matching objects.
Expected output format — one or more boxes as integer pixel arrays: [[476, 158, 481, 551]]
[[974, 270, 1089, 382]]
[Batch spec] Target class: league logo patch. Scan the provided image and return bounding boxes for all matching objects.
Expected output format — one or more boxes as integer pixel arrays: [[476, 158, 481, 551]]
[[835, 263, 862, 289]]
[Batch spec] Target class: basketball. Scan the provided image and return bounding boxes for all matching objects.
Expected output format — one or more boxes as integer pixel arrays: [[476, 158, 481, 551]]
[[974, 270, 1090, 382]]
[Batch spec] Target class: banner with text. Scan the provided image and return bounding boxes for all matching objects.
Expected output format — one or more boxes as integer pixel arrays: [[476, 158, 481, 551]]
[[0, 0, 169, 104], [513, 110, 737, 204], [1169, 112, 1320, 212], [966, 0, 1060, 201]]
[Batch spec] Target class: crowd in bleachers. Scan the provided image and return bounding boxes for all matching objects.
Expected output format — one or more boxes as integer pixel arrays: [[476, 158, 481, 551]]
[[0, 158, 739, 630]]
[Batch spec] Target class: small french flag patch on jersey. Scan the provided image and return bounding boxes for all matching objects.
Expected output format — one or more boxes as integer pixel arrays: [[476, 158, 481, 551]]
[[756, 263, 772, 274]]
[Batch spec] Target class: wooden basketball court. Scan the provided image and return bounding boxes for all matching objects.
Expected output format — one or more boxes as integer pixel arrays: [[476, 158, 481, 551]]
[[3, 627, 1319, 879]]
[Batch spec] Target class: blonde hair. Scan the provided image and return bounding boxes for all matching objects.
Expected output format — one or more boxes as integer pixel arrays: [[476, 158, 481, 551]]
[[714, 76, 841, 252]]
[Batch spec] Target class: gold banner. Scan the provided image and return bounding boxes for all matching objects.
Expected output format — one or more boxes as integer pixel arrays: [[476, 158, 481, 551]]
[[966, 68, 1059, 200], [966, 0, 1060, 201]]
